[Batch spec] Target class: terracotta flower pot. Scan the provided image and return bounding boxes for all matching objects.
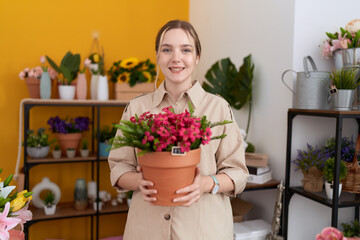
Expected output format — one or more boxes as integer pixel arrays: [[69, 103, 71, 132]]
[[8, 229, 25, 240], [25, 77, 40, 98], [138, 148, 201, 206], [56, 133, 82, 155]]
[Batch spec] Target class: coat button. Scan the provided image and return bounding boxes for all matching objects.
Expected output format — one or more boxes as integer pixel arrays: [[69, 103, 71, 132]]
[[164, 214, 171, 220]]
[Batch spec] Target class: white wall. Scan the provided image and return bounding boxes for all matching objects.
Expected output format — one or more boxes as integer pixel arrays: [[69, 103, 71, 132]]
[[190, 0, 360, 239]]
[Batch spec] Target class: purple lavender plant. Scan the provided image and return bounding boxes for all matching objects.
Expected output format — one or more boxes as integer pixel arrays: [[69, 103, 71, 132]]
[[322, 137, 356, 163], [292, 143, 327, 172], [48, 116, 90, 134]]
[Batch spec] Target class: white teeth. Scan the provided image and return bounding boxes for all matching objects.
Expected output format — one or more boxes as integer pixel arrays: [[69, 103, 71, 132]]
[[169, 67, 184, 72]]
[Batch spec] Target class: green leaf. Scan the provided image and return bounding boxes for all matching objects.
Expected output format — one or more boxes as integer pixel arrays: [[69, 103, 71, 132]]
[[326, 32, 337, 40], [353, 30, 360, 48], [3, 174, 13, 187], [60, 65, 72, 82], [46, 56, 61, 73]]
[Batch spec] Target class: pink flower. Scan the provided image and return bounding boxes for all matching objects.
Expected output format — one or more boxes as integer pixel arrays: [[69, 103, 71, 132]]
[[316, 227, 346, 240], [322, 40, 332, 58], [40, 56, 46, 64], [34, 66, 43, 77], [9, 202, 32, 231], [0, 202, 22, 240], [84, 58, 91, 68], [48, 67, 58, 80], [18, 71, 25, 80]]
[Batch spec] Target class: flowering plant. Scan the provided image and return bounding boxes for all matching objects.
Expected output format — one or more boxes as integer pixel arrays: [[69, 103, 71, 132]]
[[108, 58, 156, 87], [47, 116, 90, 134], [0, 169, 33, 240], [316, 227, 346, 240], [323, 19, 360, 58], [292, 144, 327, 173], [111, 102, 232, 155], [79, 58, 91, 74], [18, 57, 58, 80], [88, 52, 105, 75], [323, 137, 356, 163]]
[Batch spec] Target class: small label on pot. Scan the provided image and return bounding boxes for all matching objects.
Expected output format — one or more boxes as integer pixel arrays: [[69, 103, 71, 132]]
[[171, 146, 186, 156], [329, 85, 338, 95]]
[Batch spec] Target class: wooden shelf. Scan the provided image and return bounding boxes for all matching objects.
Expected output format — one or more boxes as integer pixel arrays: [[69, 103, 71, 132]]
[[245, 179, 280, 191], [27, 154, 109, 164], [29, 201, 128, 222]]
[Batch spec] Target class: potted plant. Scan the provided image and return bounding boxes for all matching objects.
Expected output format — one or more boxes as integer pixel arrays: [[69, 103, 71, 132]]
[[88, 52, 103, 99], [24, 128, 56, 158], [42, 191, 56, 215], [292, 143, 327, 192], [342, 219, 360, 238], [80, 139, 89, 157], [323, 136, 356, 163], [108, 58, 156, 100], [323, 157, 348, 199], [98, 126, 117, 157], [52, 144, 61, 159], [47, 116, 90, 155], [66, 148, 76, 158], [329, 68, 360, 110], [111, 102, 232, 206], [46, 51, 80, 100]]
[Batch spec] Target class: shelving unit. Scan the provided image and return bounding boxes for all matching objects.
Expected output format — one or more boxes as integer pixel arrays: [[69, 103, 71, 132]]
[[282, 109, 360, 239], [22, 99, 129, 240]]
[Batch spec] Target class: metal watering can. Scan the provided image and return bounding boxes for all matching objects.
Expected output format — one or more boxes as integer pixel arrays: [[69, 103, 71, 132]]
[[282, 56, 331, 109]]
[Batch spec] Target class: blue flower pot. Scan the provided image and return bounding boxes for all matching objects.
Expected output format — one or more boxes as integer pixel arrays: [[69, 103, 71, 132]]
[[99, 142, 110, 157]]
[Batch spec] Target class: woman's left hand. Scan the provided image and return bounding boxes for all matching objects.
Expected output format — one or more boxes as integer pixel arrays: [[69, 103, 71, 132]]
[[173, 167, 207, 207]]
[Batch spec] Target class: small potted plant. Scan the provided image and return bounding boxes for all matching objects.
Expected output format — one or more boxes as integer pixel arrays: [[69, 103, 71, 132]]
[[52, 144, 61, 159], [66, 148, 76, 158], [323, 157, 347, 199], [329, 68, 360, 110], [43, 191, 56, 215], [93, 198, 103, 211], [292, 143, 327, 192], [98, 126, 117, 157], [80, 139, 89, 157], [342, 219, 360, 238], [24, 128, 55, 158]]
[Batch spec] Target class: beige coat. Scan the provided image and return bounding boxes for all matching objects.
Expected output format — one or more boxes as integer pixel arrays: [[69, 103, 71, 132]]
[[108, 81, 249, 240]]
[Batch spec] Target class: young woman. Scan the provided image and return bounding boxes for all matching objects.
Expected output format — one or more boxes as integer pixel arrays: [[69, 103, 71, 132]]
[[108, 20, 249, 240]]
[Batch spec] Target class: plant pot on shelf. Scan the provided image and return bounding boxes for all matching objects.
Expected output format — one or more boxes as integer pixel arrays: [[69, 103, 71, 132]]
[[302, 166, 323, 192], [66, 148, 76, 158], [331, 89, 355, 110], [8, 229, 25, 240], [114, 82, 154, 100], [25, 77, 40, 98], [138, 148, 200, 206], [26, 146, 49, 158], [93, 201, 103, 211], [76, 73, 87, 100], [97, 75, 109, 100], [52, 150, 61, 159], [99, 142, 110, 157], [40, 72, 52, 99], [58, 85, 76, 100], [56, 133, 82, 155], [80, 149, 89, 157], [44, 204, 56, 215], [325, 182, 342, 199]]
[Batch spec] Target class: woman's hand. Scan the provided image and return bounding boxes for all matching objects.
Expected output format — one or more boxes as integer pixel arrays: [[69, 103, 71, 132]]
[[136, 166, 157, 203], [173, 167, 207, 207]]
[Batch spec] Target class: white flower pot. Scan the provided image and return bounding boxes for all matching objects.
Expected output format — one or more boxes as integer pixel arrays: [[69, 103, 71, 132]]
[[127, 198, 132, 207], [66, 149, 76, 158], [58, 85, 76, 100], [52, 150, 61, 159], [325, 182, 342, 199], [27, 146, 49, 158], [93, 201, 103, 211], [80, 149, 89, 157], [44, 204, 56, 215], [90, 74, 99, 99], [97, 75, 109, 100]]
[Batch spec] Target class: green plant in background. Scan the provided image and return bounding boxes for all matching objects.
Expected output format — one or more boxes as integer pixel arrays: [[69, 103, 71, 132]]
[[82, 139, 88, 150], [54, 144, 60, 151], [42, 191, 55, 207], [125, 190, 133, 199], [46, 51, 81, 85], [25, 128, 55, 147], [329, 68, 360, 89], [342, 219, 360, 237], [202, 54, 254, 149], [99, 125, 117, 143], [322, 157, 347, 183]]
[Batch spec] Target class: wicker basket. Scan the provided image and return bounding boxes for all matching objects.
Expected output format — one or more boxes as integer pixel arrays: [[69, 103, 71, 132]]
[[342, 134, 360, 194]]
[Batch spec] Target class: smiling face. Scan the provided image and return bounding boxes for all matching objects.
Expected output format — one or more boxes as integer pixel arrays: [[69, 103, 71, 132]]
[[157, 28, 199, 88]]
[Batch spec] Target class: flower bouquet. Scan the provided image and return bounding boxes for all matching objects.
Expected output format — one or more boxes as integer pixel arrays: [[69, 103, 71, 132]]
[[108, 57, 156, 100], [111, 102, 232, 205], [47, 116, 90, 154], [0, 169, 33, 240]]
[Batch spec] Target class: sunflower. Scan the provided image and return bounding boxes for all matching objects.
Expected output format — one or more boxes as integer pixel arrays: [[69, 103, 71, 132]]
[[118, 72, 130, 83], [142, 71, 153, 82], [120, 57, 140, 69]]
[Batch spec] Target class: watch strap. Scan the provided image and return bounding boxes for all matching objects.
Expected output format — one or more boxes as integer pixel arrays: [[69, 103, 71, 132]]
[[210, 175, 219, 194]]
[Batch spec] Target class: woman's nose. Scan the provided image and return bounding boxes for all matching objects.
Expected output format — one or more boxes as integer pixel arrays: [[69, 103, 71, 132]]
[[171, 50, 181, 62]]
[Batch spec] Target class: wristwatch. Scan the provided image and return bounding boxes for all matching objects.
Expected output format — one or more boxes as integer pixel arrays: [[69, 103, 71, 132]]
[[210, 175, 220, 195]]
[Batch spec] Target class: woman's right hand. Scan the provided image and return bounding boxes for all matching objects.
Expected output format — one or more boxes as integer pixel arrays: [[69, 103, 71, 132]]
[[137, 166, 157, 203]]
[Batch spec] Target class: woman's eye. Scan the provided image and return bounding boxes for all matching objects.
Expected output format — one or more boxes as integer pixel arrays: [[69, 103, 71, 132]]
[[183, 49, 191, 53], [162, 48, 171, 53]]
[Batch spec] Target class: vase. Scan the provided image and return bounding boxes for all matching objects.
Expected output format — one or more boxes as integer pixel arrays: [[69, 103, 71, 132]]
[[90, 74, 99, 99], [40, 72, 51, 99], [58, 85, 76, 100], [331, 89, 355, 110], [333, 48, 360, 109], [97, 75, 109, 100], [87, 181, 97, 200], [26, 146, 49, 158], [99, 142, 110, 157], [325, 182, 342, 200], [114, 82, 154, 100], [56, 133, 82, 155], [302, 166, 323, 192], [8, 229, 25, 240], [74, 178, 88, 210], [138, 148, 201, 206], [76, 73, 87, 100], [25, 77, 40, 98]]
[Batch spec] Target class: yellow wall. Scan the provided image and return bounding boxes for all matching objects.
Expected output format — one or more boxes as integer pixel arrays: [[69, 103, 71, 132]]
[[0, 0, 188, 239]]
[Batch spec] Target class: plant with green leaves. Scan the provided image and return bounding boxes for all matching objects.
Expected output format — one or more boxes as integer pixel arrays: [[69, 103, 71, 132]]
[[98, 125, 117, 143], [25, 128, 55, 148], [82, 139, 88, 150], [322, 157, 347, 183], [46, 51, 80, 85], [330, 68, 360, 90], [54, 144, 60, 151], [42, 191, 55, 207], [342, 219, 360, 237], [202, 54, 254, 139]]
